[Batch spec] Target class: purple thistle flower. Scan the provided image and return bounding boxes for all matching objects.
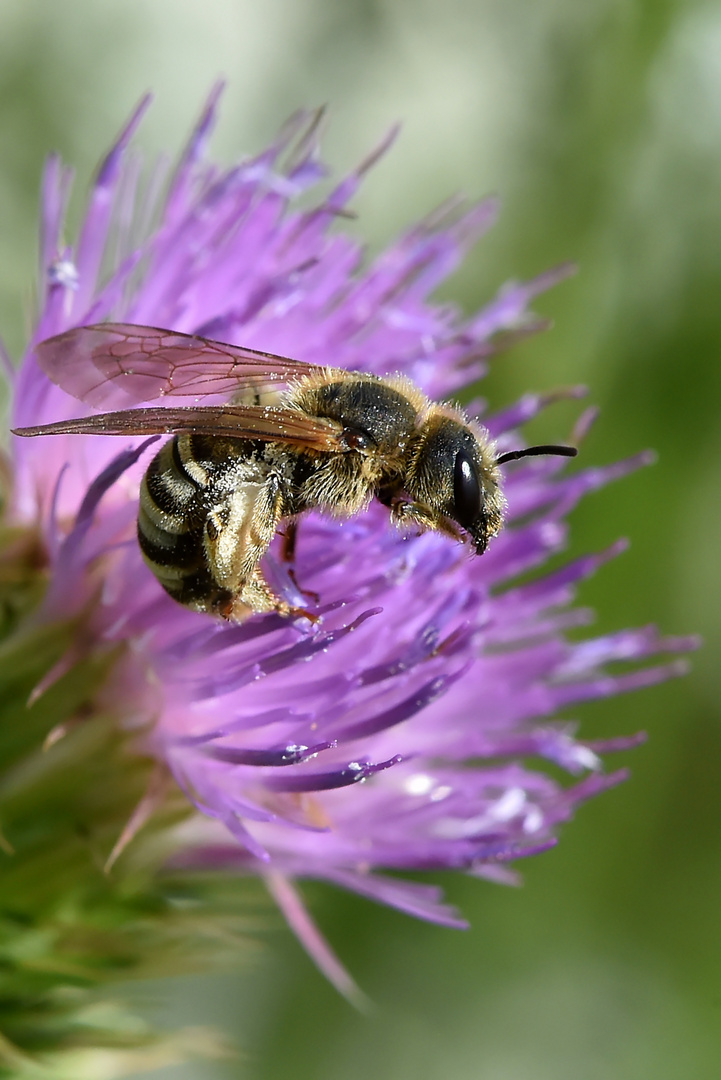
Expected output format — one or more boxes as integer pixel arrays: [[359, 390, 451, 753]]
[[8, 88, 695, 992]]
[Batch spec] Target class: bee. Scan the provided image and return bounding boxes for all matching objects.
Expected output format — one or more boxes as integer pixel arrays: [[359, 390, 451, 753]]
[[13, 324, 576, 621]]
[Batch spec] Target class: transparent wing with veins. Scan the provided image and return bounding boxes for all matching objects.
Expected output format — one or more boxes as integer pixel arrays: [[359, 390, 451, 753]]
[[15, 323, 351, 453], [32, 323, 340, 408]]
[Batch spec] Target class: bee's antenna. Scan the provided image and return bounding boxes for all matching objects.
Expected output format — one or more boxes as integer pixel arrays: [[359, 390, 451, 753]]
[[496, 444, 578, 466]]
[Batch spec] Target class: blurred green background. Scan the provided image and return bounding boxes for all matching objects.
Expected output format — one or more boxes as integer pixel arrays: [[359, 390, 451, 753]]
[[1, 0, 719, 1077]]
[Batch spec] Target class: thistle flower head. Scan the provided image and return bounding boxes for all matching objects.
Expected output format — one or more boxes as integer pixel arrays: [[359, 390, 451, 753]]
[[7, 88, 695, 991]]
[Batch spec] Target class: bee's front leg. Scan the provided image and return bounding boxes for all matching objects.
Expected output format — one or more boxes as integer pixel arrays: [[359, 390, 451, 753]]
[[388, 499, 464, 543]]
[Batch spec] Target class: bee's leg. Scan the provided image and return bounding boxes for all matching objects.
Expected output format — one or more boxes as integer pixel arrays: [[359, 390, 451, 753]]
[[389, 500, 463, 542], [205, 475, 293, 620], [279, 518, 320, 605], [281, 519, 298, 562], [228, 567, 291, 619]]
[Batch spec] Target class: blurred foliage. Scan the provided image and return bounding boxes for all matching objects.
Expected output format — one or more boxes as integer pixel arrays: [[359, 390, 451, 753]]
[[1, 0, 720, 1077], [0, 513, 258, 1075]]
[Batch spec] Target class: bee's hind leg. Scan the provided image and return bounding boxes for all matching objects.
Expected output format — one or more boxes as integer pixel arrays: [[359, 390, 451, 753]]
[[206, 476, 318, 623], [215, 571, 318, 626], [220, 567, 293, 621], [205, 474, 288, 621]]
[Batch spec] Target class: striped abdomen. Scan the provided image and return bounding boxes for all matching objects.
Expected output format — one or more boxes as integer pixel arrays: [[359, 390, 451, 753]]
[[138, 434, 228, 613]]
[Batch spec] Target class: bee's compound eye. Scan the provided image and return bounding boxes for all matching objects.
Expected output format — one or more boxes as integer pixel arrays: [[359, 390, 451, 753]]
[[453, 448, 482, 528], [342, 426, 374, 452]]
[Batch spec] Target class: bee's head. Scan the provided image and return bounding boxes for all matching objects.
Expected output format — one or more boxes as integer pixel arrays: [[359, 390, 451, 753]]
[[408, 415, 505, 554], [407, 413, 578, 554]]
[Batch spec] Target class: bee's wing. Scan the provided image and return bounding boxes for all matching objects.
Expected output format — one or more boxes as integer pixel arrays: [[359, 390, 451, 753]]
[[34, 323, 336, 409], [13, 405, 349, 453]]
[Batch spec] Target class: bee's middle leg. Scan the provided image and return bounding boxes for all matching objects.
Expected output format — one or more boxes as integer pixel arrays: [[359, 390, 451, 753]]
[[279, 518, 320, 605], [281, 519, 298, 563]]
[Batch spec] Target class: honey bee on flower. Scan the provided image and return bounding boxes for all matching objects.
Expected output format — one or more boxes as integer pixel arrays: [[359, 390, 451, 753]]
[[16, 322, 575, 620]]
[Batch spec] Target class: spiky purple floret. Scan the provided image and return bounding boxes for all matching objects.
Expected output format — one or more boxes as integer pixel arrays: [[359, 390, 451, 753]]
[[9, 89, 696, 943]]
